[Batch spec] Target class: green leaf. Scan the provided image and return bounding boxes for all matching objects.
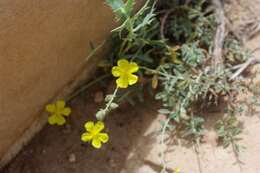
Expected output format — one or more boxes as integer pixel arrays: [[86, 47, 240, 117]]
[[106, 0, 135, 21], [110, 102, 119, 109], [106, 0, 124, 11], [105, 94, 113, 102], [133, 7, 155, 32], [125, 0, 135, 15], [96, 109, 106, 120], [158, 109, 171, 114], [181, 43, 205, 67]]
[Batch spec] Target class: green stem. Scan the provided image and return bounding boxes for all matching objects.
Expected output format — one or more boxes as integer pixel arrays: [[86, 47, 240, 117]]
[[85, 40, 106, 62], [104, 87, 119, 114], [119, 39, 128, 57], [140, 66, 176, 79], [160, 117, 171, 173], [97, 86, 119, 121], [66, 74, 110, 102]]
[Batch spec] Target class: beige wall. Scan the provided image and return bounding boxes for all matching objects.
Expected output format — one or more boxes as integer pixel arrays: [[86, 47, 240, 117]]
[[0, 0, 144, 167]]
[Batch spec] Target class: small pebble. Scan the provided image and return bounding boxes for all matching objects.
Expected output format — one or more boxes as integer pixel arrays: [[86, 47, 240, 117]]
[[69, 153, 76, 163], [109, 158, 117, 168], [42, 149, 46, 154]]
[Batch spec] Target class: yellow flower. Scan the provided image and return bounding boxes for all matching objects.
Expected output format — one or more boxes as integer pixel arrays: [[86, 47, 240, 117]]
[[112, 59, 139, 88], [81, 121, 109, 149], [173, 167, 180, 173], [46, 100, 71, 125]]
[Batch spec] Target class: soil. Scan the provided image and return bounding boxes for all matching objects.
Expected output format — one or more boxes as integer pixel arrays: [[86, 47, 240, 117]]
[[2, 1, 260, 173], [3, 89, 161, 173]]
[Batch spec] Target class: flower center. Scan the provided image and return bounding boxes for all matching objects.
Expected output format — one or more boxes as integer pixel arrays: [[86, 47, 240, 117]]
[[121, 66, 131, 75], [90, 130, 99, 138]]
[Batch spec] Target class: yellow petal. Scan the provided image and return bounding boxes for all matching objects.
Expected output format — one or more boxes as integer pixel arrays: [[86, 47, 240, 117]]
[[128, 74, 138, 85], [112, 66, 121, 77], [117, 59, 129, 68], [116, 76, 128, 88], [56, 100, 65, 110], [61, 107, 71, 116], [55, 114, 66, 125], [97, 133, 109, 143], [84, 121, 94, 132], [46, 104, 56, 113], [174, 168, 180, 173], [93, 121, 105, 133], [92, 138, 102, 149], [129, 62, 139, 73], [81, 132, 93, 142], [48, 114, 57, 125], [48, 114, 65, 125]]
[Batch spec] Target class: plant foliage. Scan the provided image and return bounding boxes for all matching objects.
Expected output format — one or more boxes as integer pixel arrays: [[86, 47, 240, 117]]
[[101, 0, 258, 169]]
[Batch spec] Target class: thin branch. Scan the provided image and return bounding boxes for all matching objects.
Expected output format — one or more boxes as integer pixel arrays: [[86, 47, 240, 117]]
[[231, 140, 244, 172], [84, 40, 106, 62], [160, 117, 171, 173], [160, 9, 174, 40], [212, 0, 226, 69], [66, 74, 110, 101], [247, 22, 260, 40], [193, 142, 203, 173], [229, 57, 260, 80]]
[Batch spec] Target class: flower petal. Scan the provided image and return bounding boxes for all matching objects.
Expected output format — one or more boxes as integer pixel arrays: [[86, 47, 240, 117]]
[[84, 121, 94, 132], [56, 100, 65, 110], [55, 114, 66, 125], [93, 121, 105, 133], [48, 114, 57, 125], [61, 107, 71, 116], [46, 104, 56, 113], [92, 138, 102, 149], [48, 114, 66, 125], [81, 132, 93, 142], [97, 133, 109, 143], [129, 62, 139, 73], [128, 74, 138, 85], [116, 76, 128, 88], [174, 168, 180, 173], [112, 66, 121, 77], [117, 59, 129, 68]]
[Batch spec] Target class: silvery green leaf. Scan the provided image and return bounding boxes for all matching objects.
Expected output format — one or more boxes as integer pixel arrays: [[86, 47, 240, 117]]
[[110, 102, 119, 109], [158, 109, 171, 114], [105, 94, 113, 102], [105, 0, 124, 11], [96, 109, 106, 121]]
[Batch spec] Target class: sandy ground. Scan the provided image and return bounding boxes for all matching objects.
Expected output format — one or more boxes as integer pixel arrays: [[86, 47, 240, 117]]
[[2, 91, 161, 173], [2, 0, 260, 173]]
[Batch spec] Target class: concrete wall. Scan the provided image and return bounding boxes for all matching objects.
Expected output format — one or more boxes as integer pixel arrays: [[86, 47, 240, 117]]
[[0, 0, 143, 167]]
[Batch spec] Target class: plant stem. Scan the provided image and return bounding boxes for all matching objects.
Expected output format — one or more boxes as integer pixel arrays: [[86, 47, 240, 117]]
[[193, 141, 203, 173], [66, 74, 110, 102], [140, 66, 176, 79], [160, 117, 171, 173], [85, 40, 107, 62], [231, 139, 243, 171], [103, 87, 119, 118]]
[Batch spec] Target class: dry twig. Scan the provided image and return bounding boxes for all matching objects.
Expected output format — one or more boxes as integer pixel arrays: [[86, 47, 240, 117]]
[[230, 57, 260, 80], [212, 0, 226, 69]]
